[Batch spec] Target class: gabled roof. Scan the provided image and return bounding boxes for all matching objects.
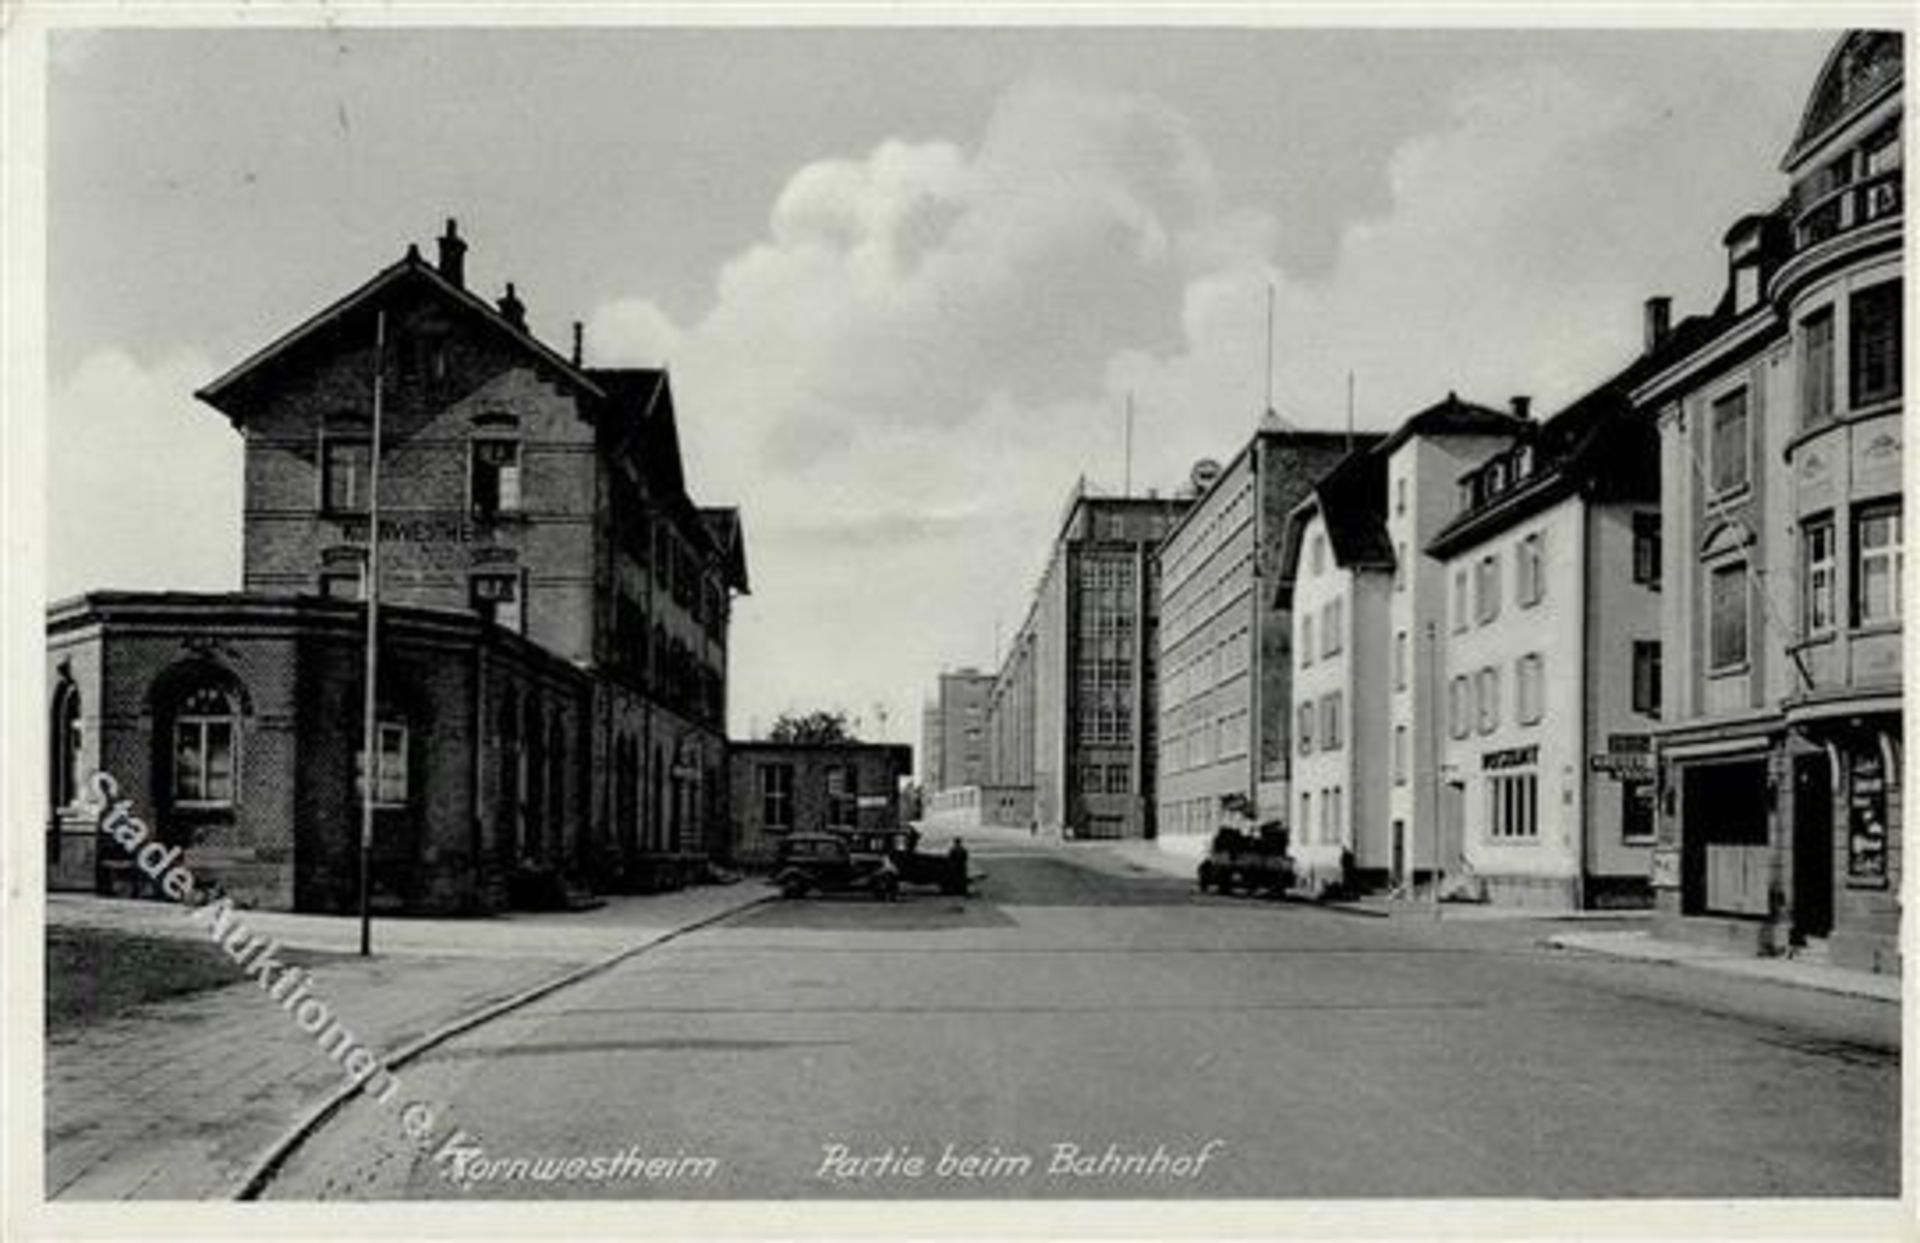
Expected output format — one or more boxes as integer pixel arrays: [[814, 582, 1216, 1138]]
[[196, 247, 606, 423], [1312, 446, 1394, 571], [1424, 324, 1720, 558], [1782, 30, 1902, 173], [1369, 391, 1531, 459], [699, 507, 751, 594], [590, 366, 683, 498]]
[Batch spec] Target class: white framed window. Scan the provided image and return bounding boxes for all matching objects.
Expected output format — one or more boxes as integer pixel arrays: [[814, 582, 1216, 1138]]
[[1515, 653, 1544, 725], [472, 570, 525, 634], [173, 686, 238, 808], [1849, 281, 1902, 409], [1296, 702, 1314, 755], [1392, 724, 1408, 786], [1800, 306, 1835, 426], [354, 720, 409, 806], [1633, 513, 1661, 587], [1449, 676, 1471, 739], [825, 765, 858, 829], [1475, 555, 1501, 624], [1487, 773, 1538, 840], [1709, 561, 1749, 671], [1709, 387, 1750, 496], [1854, 503, 1903, 626], [1320, 692, 1343, 751], [1322, 597, 1343, 657], [761, 764, 794, 829], [51, 680, 84, 810], [1452, 567, 1469, 633], [1395, 477, 1407, 516], [1476, 666, 1501, 734], [1300, 615, 1314, 668], [1394, 542, 1407, 593], [470, 437, 523, 516], [1632, 641, 1661, 718], [1394, 630, 1408, 692], [1803, 516, 1835, 636], [1516, 533, 1543, 608], [322, 436, 371, 514]]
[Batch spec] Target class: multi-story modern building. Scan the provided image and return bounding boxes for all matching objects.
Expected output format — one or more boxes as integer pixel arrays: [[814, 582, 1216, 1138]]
[[1634, 31, 1902, 972], [986, 481, 1190, 838], [728, 741, 913, 866], [1279, 395, 1529, 890], [1154, 423, 1363, 853], [921, 668, 994, 793], [46, 222, 749, 912], [1427, 335, 1698, 909], [919, 703, 943, 792]]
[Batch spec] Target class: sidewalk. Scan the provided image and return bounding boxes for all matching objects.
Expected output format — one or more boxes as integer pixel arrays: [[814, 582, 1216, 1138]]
[[44, 884, 769, 1199], [1026, 835, 1900, 1002], [1546, 929, 1902, 1004]]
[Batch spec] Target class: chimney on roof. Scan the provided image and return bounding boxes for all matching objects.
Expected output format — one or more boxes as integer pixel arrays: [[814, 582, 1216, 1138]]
[[1643, 295, 1672, 354], [572, 321, 584, 366], [437, 218, 467, 288], [1510, 395, 1532, 421], [498, 282, 526, 331]]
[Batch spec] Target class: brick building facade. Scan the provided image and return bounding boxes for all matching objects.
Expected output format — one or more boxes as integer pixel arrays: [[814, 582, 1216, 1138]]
[[45, 222, 748, 913], [728, 742, 914, 867]]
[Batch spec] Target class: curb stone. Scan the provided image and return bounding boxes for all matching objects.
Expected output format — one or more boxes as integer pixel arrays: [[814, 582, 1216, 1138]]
[[1541, 930, 1901, 1005], [233, 892, 773, 1200]]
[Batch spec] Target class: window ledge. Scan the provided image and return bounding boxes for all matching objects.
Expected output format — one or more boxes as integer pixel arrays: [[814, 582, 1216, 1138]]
[[1783, 399, 1904, 458], [1705, 484, 1753, 513], [1850, 620, 1902, 639], [1706, 661, 1752, 679]]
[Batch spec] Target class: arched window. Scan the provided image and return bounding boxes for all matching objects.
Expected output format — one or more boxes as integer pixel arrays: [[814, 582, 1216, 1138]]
[[50, 679, 83, 809], [174, 686, 239, 807]]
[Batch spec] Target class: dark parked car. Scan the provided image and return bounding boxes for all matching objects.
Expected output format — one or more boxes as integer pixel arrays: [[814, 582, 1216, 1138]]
[[1196, 825, 1294, 897], [771, 831, 899, 901]]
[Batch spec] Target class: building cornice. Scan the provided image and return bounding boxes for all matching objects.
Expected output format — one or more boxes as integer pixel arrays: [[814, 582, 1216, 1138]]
[[1629, 309, 1783, 412]]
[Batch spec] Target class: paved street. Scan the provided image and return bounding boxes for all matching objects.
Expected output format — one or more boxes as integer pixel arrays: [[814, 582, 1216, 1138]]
[[267, 842, 1898, 1200]]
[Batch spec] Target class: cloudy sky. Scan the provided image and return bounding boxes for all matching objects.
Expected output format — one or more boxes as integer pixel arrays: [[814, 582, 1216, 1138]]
[[44, 22, 1843, 751]]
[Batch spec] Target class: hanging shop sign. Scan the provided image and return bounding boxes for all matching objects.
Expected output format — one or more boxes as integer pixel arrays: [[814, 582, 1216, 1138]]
[[1847, 747, 1888, 881], [1649, 846, 1681, 890], [1482, 745, 1538, 771]]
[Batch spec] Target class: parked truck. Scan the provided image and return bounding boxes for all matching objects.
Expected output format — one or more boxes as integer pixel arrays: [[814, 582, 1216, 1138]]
[[1195, 824, 1294, 897]]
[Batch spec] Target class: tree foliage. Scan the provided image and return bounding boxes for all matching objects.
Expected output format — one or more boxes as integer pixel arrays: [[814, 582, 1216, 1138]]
[[767, 709, 857, 745]]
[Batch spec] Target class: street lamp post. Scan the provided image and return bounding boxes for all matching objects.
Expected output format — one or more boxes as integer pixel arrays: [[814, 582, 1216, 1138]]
[[358, 310, 387, 957], [1426, 619, 1443, 920]]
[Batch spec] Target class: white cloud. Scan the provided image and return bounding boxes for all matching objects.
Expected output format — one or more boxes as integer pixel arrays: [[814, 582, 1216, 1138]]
[[585, 64, 1781, 741], [48, 349, 242, 600]]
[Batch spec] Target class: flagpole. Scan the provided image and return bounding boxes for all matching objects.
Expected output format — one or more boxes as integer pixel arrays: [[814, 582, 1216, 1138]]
[[359, 310, 386, 958]]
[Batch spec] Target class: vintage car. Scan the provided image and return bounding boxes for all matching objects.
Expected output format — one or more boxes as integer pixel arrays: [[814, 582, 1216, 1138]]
[[1195, 824, 1294, 897], [861, 830, 973, 896], [771, 831, 899, 901]]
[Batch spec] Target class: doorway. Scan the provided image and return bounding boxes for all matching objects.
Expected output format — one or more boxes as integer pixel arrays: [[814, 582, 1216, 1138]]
[[1441, 781, 1466, 877], [1791, 752, 1833, 942]]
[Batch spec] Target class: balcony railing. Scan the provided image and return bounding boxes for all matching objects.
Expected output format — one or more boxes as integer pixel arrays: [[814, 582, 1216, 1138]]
[[1795, 168, 1903, 250]]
